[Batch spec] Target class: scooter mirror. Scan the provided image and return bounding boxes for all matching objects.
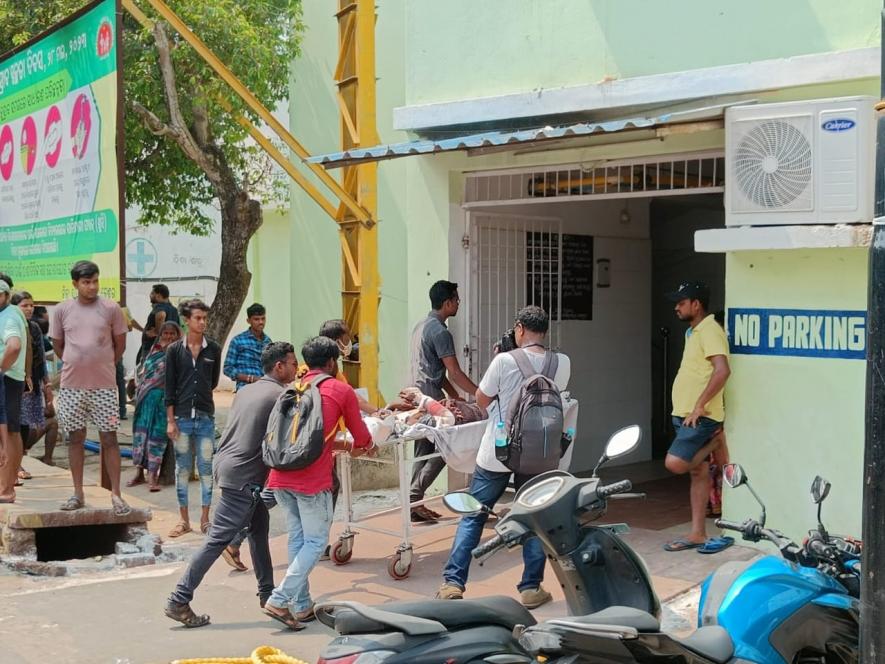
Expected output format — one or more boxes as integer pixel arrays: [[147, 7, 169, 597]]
[[811, 476, 831, 504], [604, 425, 641, 459], [443, 491, 484, 514], [722, 463, 747, 489]]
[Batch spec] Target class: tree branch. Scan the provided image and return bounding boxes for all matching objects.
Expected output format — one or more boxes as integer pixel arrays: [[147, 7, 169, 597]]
[[150, 21, 225, 185], [131, 101, 177, 139], [152, 22, 190, 140]]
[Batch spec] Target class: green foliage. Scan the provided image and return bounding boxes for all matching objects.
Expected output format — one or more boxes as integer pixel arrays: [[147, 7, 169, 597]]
[[0, 0, 303, 235]]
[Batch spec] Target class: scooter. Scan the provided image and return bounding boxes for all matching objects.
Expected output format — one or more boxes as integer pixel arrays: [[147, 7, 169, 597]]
[[517, 466, 861, 663], [314, 424, 647, 664], [697, 464, 861, 663]]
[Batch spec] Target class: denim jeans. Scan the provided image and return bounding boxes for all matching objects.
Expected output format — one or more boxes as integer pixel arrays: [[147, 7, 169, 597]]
[[174, 414, 215, 508], [169, 484, 273, 605], [442, 466, 546, 592], [267, 489, 333, 613]]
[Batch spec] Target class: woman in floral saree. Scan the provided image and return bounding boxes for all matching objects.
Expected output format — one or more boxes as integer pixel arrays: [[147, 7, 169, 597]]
[[128, 322, 181, 491]]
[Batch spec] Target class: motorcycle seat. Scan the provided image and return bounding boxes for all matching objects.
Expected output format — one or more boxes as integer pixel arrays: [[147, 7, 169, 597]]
[[329, 595, 537, 635], [571, 606, 660, 632], [676, 626, 734, 664]]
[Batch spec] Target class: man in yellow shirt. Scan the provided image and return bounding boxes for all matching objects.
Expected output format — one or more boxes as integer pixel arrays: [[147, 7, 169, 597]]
[[663, 282, 731, 553]]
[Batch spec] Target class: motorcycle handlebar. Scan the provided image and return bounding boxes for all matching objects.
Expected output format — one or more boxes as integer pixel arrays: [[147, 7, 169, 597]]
[[472, 534, 504, 560], [807, 538, 835, 560], [597, 479, 633, 499], [715, 518, 766, 542], [715, 518, 746, 532]]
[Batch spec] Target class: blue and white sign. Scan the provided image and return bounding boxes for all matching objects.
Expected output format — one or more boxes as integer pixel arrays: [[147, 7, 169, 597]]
[[728, 308, 866, 360]]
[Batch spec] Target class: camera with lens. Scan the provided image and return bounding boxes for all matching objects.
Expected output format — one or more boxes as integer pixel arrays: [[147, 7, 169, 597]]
[[493, 327, 517, 355]]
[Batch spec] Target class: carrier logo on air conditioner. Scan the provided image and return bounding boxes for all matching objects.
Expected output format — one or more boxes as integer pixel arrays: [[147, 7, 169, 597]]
[[821, 118, 856, 132]]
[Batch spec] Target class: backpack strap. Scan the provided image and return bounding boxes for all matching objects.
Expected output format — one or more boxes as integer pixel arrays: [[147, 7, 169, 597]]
[[510, 348, 537, 379], [311, 374, 335, 387], [540, 351, 559, 381], [302, 373, 337, 443], [512, 348, 558, 381]]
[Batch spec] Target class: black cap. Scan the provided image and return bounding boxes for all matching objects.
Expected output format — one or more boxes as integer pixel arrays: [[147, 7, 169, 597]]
[[666, 281, 710, 303]]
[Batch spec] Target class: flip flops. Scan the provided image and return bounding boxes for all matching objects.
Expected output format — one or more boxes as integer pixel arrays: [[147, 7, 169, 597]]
[[664, 538, 704, 552], [262, 605, 305, 631], [111, 496, 132, 517], [665, 536, 736, 553], [222, 545, 248, 572], [698, 536, 735, 554], [60, 495, 85, 511]]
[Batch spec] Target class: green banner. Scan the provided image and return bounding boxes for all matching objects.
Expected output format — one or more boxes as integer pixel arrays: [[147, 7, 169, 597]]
[[0, 209, 118, 261], [0, 0, 122, 303]]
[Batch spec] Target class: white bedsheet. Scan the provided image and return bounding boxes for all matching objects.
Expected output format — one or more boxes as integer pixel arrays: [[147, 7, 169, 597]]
[[400, 398, 579, 474]]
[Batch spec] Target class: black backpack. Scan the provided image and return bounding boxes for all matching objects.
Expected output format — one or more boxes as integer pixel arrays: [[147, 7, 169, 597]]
[[495, 349, 564, 475], [262, 374, 334, 471]]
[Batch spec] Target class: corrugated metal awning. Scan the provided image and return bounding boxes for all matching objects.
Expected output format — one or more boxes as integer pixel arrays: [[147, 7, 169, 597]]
[[306, 103, 737, 169]]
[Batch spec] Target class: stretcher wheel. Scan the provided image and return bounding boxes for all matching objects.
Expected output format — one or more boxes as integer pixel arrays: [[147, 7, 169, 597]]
[[331, 539, 353, 565], [387, 552, 411, 579]]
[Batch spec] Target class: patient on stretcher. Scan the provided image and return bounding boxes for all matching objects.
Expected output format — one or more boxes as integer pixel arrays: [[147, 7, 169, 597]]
[[390, 387, 487, 427], [353, 388, 488, 445]]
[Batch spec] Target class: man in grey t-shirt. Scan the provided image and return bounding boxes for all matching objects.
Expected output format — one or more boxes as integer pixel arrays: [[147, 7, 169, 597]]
[[165, 342, 299, 628], [408, 280, 478, 522]]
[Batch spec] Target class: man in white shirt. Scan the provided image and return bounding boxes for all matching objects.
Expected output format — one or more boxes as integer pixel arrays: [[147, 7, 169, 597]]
[[436, 305, 570, 609]]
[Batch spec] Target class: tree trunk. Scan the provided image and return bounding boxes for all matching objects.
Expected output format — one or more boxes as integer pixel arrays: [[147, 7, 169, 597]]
[[206, 191, 263, 345]]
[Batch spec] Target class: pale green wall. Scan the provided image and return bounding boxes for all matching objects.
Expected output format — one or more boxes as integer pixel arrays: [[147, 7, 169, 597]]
[[244, 208, 292, 344], [722, 249, 868, 542], [405, 0, 880, 104]]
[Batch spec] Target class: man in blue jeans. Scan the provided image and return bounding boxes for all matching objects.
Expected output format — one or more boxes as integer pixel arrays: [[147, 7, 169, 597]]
[[165, 299, 221, 538], [437, 305, 571, 609], [262, 337, 375, 630]]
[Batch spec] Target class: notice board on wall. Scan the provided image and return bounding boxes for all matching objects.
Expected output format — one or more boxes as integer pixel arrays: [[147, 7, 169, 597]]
[[560, 234, 593, 320], [526, 232, 593, 321]]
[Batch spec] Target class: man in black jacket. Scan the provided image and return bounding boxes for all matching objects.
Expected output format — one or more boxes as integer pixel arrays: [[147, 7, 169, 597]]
[[165, 341, 299, 628], [165, 299, 221, 538]]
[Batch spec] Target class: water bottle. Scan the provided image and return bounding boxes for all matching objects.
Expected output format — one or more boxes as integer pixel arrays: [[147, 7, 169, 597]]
[[494, 421, 509, 462], [560, 427, 576, 458]]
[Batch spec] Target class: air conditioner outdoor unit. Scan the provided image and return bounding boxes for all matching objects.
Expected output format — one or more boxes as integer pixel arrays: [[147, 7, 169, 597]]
[[725, 96, 875, 226]]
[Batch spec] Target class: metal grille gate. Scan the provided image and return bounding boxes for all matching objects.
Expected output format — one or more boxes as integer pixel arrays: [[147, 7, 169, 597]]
[[465, 212, 563, 382]]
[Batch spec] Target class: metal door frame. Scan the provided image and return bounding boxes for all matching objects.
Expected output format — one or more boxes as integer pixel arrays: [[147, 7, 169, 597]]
[[464, 210, 563, 382]]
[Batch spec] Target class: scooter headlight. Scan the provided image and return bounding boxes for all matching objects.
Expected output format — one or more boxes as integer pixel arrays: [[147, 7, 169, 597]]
[[517, 476, 565, 508]]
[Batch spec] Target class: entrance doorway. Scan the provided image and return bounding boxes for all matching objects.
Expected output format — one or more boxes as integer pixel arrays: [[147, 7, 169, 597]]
[[460, 153, 725, 476], [650, 195, 725, 459]]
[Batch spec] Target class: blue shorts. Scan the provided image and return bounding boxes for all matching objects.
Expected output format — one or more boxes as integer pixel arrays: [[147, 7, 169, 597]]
[[669, 416, 722, 463], [0, 376, 5, 425]]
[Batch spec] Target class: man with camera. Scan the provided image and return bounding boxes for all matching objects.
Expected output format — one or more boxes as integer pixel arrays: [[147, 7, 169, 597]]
[[436, 305, 570, 608]]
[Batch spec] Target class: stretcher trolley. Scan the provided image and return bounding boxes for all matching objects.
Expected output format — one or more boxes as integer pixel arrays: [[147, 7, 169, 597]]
[[331, 398, 579, 579]]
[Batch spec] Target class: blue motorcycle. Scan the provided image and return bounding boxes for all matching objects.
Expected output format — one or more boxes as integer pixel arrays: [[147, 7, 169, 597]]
[[514, 465, 861, 663], [698, 464, 861, 663]]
